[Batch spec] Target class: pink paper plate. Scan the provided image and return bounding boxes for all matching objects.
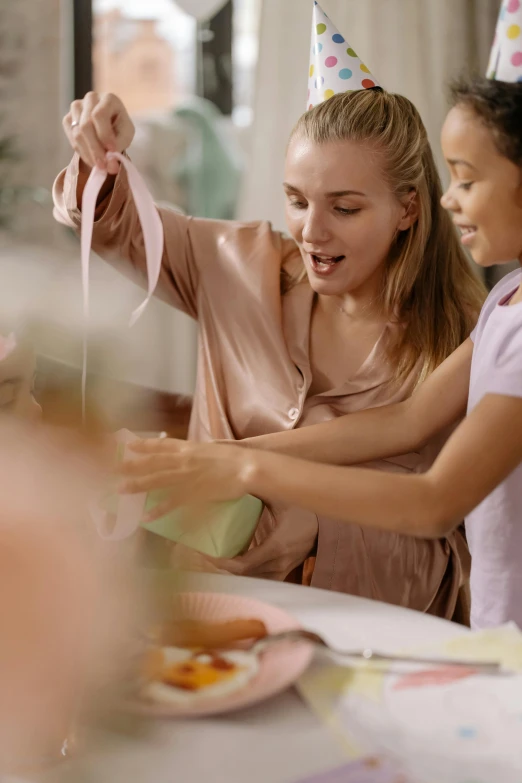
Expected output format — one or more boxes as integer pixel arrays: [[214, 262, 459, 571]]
[[133, 591, 314, 718]]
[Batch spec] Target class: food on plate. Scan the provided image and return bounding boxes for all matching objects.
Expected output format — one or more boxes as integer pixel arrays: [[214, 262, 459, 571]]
[[139, 617, 267, 704], [141, 646, 259, 704], [156, 617, 268, 649]]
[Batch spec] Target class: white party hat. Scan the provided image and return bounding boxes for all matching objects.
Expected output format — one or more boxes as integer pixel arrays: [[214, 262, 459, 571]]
[[307, 1, 380, 109], [487, 0, 522, 82]]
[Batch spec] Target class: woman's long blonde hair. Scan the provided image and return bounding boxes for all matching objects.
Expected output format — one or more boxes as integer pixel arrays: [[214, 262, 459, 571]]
[[287, 89, 486, 386]]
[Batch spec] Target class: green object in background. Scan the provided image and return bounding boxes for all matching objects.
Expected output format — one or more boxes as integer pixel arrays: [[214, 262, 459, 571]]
[[171, 97, 242, 220], [141, 491, 263, 559]]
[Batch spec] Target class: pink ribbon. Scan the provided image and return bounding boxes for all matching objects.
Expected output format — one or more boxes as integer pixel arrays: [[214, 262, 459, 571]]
[[89, 429, 147, 542], [81, 153, 163, 540], [80, 151, 164, 418]]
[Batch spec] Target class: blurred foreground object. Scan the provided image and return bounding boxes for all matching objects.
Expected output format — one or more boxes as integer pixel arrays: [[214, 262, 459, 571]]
[[0, 418, 135, 777]]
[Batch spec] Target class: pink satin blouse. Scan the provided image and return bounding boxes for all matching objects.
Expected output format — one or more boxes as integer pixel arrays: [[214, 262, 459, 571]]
[[53, 155, 469, 620]]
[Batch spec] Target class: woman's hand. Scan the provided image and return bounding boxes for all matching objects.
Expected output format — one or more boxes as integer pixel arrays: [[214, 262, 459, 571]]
[[206, 507, 318, 581], [169, 511, 318, 582], [120, 438, 255, 518], [62, 91, 135, 175]]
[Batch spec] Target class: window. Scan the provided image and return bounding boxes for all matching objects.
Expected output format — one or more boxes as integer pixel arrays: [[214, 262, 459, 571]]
[[92, 0, 197, 117], [82, 0, 260, 122], [140, 58, 161, 81]]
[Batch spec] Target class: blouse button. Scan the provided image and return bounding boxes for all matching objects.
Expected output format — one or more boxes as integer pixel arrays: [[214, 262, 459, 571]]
[[288, 407, 299, 421]]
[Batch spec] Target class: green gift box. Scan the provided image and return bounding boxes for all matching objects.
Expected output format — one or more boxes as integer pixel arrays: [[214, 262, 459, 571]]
[[141, 491, 263, 558], [96, 430, 263, 558]]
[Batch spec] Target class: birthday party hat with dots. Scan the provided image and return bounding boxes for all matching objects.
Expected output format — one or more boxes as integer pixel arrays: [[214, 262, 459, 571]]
[[307, 1, 380, 109], [487, 0, 522, 82]]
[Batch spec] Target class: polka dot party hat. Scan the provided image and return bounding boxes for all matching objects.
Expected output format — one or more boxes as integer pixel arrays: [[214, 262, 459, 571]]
[[487, 0, 522, 82], [307, 1, 380, 109]]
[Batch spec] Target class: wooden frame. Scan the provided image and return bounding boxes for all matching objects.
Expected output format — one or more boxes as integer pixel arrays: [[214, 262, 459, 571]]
[[73, 0, 93, 99], [197, 0, 233, 115]]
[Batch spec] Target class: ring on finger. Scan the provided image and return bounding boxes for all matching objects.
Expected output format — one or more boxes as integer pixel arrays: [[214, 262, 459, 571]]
[[71, 120, 80, 129]]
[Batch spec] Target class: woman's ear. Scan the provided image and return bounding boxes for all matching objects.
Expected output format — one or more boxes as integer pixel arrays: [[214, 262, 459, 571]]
[[397, 190, 419, 231]]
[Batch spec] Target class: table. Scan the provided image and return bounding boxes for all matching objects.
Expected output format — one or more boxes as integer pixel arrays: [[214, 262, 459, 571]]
[[74, 574, 468, 783]]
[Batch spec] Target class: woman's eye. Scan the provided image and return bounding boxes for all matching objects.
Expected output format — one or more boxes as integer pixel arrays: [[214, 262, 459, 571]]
[[336, 207, 361, 215], [289, 199, 307, 209], [458, 182, 473, 191]]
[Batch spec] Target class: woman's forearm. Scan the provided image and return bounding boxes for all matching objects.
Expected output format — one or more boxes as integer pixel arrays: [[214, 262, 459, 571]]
[[241, 449, 451, 538]]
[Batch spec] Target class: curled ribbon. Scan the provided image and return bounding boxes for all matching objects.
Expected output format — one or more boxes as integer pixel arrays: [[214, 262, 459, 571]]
[[80, 151, 164, 418], [81, 153, 163, 540], [89, 428, 147, 542]]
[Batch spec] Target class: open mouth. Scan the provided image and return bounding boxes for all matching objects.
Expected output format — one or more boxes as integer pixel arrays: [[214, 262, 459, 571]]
[[456, 225, 477, 245], [309, 253, 346, 276]]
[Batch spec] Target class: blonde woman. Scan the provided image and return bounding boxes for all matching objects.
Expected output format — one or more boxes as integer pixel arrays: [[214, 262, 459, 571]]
[[54, 88, 485, 621]]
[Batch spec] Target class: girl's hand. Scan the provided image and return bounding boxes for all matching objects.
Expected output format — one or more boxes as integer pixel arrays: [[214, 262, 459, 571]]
[[119, 438, 255, 517], [62, 91, 135, 175], [122, 439, 318, 582]]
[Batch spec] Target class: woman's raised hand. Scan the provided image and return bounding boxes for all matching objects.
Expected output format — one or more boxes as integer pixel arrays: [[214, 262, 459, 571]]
[[62, 91, 135, 176]]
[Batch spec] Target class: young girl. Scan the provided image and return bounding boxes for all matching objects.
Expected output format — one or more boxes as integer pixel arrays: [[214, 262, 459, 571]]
[[123, 76, 522, 630], [55, 87, 484, 620]]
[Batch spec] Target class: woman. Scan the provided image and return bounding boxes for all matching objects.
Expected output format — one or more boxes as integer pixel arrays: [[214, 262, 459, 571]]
[[54, 88, 485, 620]]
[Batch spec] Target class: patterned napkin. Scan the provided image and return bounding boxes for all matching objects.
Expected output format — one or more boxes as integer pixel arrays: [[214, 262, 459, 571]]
[[297, 624, 522, 783]]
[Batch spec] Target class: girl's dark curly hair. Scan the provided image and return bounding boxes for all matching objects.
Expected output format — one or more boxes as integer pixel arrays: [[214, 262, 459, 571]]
[[450, 76, 522, 167]]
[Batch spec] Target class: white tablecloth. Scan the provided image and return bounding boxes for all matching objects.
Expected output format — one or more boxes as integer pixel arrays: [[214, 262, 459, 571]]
[[70, 574, 467, 783]]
